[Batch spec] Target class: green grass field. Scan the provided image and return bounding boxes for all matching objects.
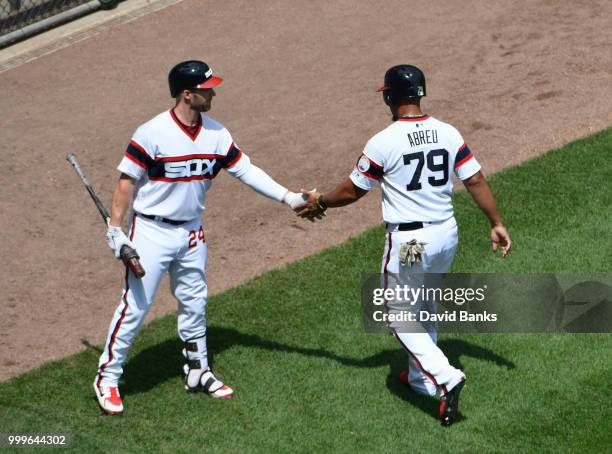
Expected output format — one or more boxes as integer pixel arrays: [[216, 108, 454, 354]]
[[1, 129, 611, 453]]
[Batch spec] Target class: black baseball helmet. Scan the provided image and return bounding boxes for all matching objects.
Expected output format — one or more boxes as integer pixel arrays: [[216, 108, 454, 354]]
[[377, 64, 426, 106], [168, 60, 223, 98]]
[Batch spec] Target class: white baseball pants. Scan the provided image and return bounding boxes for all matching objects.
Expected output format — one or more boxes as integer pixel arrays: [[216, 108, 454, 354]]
[[382, 216, 465, 396], [97, 213, 208, 387]]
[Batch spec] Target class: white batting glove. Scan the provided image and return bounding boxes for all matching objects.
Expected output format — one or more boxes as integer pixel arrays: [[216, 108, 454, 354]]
[[106, 225, 136, 258], [283, 191, 309, 210]]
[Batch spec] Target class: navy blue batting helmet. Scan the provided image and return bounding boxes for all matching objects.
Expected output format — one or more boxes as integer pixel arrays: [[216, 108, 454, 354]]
[[377, 64, 426, 106], [168, 60, 223, 98]]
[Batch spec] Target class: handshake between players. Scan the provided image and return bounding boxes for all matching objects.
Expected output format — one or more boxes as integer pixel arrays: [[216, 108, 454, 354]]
[[95, 60, 510, 428]]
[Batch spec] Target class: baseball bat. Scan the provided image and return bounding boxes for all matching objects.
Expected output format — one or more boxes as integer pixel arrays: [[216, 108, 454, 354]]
[[66, 153, 146, 279]]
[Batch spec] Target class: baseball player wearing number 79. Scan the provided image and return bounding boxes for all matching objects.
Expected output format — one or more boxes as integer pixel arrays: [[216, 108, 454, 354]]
[[297, 65, 512, 426], [94, 60, 308, 415]]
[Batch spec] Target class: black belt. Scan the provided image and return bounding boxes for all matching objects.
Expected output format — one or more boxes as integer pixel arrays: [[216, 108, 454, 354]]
[[138, 213, 188, 225], [387, 222, 424, 231]]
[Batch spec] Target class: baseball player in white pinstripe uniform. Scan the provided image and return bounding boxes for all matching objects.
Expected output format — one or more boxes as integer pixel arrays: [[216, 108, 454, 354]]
[[298, 64, 512, 426], [95, 60, 307, 415]]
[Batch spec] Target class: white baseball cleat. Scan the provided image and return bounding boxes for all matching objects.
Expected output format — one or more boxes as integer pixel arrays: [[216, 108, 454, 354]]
[[93, 378, 124, 415], [208, 382, 234, 399], [184, 365, 234, 398]]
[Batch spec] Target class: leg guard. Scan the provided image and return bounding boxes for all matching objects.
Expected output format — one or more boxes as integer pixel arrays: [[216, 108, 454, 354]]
[[182, 337, 233, 398], [182, 336, 209, 390]]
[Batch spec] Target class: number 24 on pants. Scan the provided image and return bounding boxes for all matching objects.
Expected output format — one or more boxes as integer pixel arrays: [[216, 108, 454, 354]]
[[188, 226, 205, 248]]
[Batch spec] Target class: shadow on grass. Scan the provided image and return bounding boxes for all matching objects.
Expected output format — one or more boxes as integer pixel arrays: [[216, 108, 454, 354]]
[[122, 325, 515, 421], [122, 325, 351, 395], [385, 338, 515, 423]]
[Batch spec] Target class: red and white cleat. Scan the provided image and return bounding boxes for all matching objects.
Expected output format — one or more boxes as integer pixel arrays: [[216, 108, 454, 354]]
[[209, 384, 234, 399], [184, 365, 234, 398], [200, 369, 234, 399], [183, 364, 234, 399], [93, 378, 124, 415]]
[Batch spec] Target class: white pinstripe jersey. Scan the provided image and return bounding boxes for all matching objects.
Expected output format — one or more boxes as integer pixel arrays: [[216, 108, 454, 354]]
[[350, 115, 480, 223], [118, 109, 251, 220]]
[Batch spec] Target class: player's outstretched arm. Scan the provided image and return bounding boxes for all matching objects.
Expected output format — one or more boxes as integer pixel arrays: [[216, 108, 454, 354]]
[[230, 162, 316, 215], [462, 171, 512, 257], [296, 179, 368, 219]]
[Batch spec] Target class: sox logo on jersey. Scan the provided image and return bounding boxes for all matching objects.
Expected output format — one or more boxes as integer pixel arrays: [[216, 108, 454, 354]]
[[164, 157, 217, 179]]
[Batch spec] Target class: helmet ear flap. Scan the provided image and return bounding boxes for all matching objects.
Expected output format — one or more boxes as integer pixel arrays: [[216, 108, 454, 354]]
[[383, 91, 392, 106]]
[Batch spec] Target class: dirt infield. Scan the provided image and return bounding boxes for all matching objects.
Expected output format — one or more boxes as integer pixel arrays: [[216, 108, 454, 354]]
[[0, 0, 610, 381]]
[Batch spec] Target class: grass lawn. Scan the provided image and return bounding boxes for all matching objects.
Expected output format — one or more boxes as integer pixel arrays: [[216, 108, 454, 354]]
[[1, 129, 611, 453]]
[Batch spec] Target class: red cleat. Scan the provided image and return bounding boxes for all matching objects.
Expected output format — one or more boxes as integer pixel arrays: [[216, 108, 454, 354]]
[[93, 378, 124, 415]]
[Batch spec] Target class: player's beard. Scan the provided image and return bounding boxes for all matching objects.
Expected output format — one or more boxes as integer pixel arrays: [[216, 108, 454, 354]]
[[194, 101, 211, 113]]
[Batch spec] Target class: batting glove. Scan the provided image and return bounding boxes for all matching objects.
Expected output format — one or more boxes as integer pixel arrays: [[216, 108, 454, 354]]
[[106, 225, 136, 258], [283, 191, 308, 210]]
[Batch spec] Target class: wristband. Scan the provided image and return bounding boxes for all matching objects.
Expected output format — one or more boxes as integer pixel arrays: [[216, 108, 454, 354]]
[[316, 195, 328, 211]]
